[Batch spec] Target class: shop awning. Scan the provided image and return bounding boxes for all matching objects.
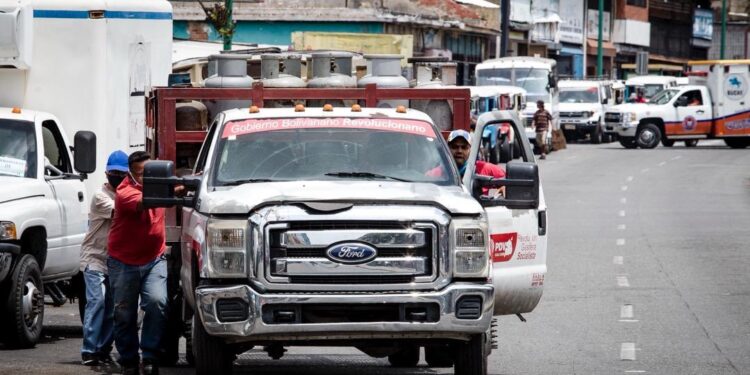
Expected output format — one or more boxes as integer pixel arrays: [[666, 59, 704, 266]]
[[586, 39, 616, 57], [561, 45, 583, 55]]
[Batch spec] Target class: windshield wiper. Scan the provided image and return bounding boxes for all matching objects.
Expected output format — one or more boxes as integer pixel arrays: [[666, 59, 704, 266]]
[[324, 172, 412, 182], [221, 178, 275, 186]]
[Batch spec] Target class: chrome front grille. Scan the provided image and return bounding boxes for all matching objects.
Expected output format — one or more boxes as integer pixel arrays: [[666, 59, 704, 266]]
[[604, 112, 622, 123], [560, 111, 586, 118]]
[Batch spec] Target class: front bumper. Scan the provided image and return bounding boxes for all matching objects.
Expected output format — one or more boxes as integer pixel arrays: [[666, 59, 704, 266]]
[[195, 282, 494, 343], [612, 121, 638, 137], [560, 120, 598, 132]]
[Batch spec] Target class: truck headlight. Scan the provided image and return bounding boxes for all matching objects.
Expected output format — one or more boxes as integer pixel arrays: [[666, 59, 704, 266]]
[[0, 222, 17, 240], [451, 219, 490, 278], [622, 112, 637, 123], [206, 219, 248, 278]]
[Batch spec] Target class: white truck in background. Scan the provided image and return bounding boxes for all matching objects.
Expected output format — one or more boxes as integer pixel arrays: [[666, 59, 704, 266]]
[[624, 75, 678, 101], [475, 57, 558, 153], [558, 80, 615, 144], [0, 0, 172, 348]]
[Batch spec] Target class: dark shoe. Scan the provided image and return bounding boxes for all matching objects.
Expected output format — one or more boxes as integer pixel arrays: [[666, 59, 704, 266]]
[[120, 363, 138, 375], [540, 154, 546, 160], [142, 359, 159, 375], [97, 352, 116, 365], [82, 352, 99, 366]]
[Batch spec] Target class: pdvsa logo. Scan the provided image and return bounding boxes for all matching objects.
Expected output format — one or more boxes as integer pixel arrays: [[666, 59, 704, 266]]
[[683, 115, 698, 131], [489, 233, 517, 263], [726, 74, 746, 100]]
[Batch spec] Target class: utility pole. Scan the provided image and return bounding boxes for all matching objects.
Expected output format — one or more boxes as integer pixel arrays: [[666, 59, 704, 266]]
[[223, 0, 233, 51], [500, 0, 510, 57], [596, 0, 603, 77], [720, 0, 727, 59]]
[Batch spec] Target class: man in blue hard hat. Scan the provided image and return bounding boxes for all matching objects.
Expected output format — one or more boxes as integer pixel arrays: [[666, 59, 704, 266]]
[[80, 150, 129, 367]]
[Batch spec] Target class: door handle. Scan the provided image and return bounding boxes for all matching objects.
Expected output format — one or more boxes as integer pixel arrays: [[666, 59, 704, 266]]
[[696, 110, 705, 114], [78, 192, 84, 202], [538, 211, 547, 236]]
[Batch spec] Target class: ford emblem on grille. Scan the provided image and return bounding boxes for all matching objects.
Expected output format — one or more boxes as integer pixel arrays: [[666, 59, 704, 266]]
[[326, 243, 377, 264]]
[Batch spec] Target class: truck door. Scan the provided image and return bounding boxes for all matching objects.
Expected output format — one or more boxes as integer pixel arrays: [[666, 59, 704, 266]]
[[468, 113, 547, 316], [672, 89, 712, 136], [40, 120, 87, 275]]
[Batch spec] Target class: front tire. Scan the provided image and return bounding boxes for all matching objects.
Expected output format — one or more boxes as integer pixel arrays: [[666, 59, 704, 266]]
[[619, 137, 638, 149], [1, 255, 44, 348], [425, 344, 454, 367], [193, 312, 234, 374], [662, 139, 675, 147], [725, 137, 750, 149], [454, 334, 488, 375], [591, 125, 602, 144], [387, 345, 419, 367], [684, 139, 699, 147], [636, 123, 661, 149]]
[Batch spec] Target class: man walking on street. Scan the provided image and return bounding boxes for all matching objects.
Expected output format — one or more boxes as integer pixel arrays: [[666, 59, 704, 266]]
[[532, 100, 552, 160], [107, 151, 167, 375], [80, 150, 128, 366]]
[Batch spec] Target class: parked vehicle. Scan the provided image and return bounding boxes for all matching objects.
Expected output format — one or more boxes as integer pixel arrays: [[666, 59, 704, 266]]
[[141, 85, 548, 375], [606, 60, 750, 149], [624, 75, 678, 101], [558, 80, 615, 143], [0, 0, 171, 348], [470, 86, 525, 162], [475, 57, 558, 153]]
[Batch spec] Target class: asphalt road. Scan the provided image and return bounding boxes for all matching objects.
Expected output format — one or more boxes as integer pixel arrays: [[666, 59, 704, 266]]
[[1, 140, 749, 375]]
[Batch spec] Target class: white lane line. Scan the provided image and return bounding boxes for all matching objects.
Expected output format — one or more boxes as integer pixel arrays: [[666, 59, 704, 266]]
[[616, 238, 626, 246], [626, 176, 634, 182], [641, 168, 650, 173], [620, 304, 634, 319], [621, 343, 637, 361], [613, 256, 623, 265], [625, 371, 647, 373], [671, 155, 682, 160], [619, 210, 626, 217], [620, 197, 627, 204], [621, 185, 629, 191], [619, 319, 640, 323], [618, 224, 627, 230], [658, 161, 667, 167], [617, 276, 630, 287]]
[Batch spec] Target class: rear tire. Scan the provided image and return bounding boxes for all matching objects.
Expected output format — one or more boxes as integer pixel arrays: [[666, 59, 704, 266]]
[[454, 334, 488, 375], [662, 139, 675, 147], [425, 344, 454, 367], [636, 123, 661, 149], [193, 313, 234, 374], [1, 255, 44, 348], [619, 137, 638, 149], [387, 345, 420, 367], [724, 137, 750, 149], [591, 125, 602, 144], [684, 139, 699, 147]]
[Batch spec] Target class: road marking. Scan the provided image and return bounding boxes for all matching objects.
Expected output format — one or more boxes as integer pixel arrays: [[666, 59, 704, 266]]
[[671, 155, 682, 160], [621, 185, 628, 191], [613, 256, 623, 265], [621, 343, 637, 361], [618, 224, 627, 230], [626, 176, 634, 182], [620, 304, 634, 319], [617, 238, 626, 246], [617, 276, 630, 287], [625, 371, 647, 373], [641, 168, 649, 173], [619, 210, 626, 217], [619, 319, 640, 323], [658, 161, 667, 166], [620, 197, 627, 204]]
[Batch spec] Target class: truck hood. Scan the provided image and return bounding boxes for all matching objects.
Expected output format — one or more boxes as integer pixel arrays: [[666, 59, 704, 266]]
[[199, 180, 483, 215], [558, 103, 600, 112], [607, 103, 652, 113], [0, 177, 46, 205]]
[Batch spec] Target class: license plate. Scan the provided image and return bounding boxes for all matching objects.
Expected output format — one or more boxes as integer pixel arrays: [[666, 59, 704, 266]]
[[564, 124, 576, 130], [606, 126, 614, 130]]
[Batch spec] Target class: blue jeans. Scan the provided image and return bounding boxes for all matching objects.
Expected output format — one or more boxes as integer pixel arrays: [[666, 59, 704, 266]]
[[81, 267, 114, 356], [107, 255, 167, 365]]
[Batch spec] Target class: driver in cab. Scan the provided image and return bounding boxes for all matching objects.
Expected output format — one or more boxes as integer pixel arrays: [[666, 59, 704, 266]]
[[428, 130, 505, 196]]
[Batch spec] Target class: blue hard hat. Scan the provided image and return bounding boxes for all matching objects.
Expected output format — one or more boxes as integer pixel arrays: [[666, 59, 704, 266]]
[[106, 150, 129, 172]]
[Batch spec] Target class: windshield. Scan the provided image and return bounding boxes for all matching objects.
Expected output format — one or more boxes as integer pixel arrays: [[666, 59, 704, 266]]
[[648, 89, 679, 105], [0, 119, 37, 179], [212, 117, 457, 186], [560, 88, 599, 103], [477, 67, 550, 96], [627, 84, 664, 99]]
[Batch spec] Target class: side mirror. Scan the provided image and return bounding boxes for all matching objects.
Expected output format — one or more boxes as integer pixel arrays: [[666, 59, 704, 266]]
[[142, 160, 200, 208], [73, 131, 96, 174], [472, 162, 539, 209]]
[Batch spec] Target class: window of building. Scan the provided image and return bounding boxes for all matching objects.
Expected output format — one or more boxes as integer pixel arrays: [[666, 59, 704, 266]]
[[627, 0, 646, 7]]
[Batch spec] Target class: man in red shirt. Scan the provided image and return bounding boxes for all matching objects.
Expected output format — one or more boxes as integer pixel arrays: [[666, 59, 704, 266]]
[[447, 129, 506, 180], [107, 151, 167, 375]]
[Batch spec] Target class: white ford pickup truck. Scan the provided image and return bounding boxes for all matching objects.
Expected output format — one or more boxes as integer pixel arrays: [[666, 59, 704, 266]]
[[0, 107, 95, 347]]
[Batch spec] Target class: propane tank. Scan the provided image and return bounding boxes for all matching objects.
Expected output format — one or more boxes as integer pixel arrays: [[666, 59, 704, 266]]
[[261, 54, 306, 108], [307, 52, 357, 107], [175, 101, 208, 131], [409, 57, 457, 131], [358, 54, 409, 108], [204, 54, 253, 119]]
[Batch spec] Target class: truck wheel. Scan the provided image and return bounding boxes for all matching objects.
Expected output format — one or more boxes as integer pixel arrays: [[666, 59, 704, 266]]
[[454, 334, 488, 375], [725, 137, 750, 149], [591, 125, 602, 144], [684, 139, 699, 147], [662, 139, 675, 147], [193, 313, 234, 374], [425, 344, 454, 367], [387, 345, 419, 367], [21, 229, 47, 271], [619, 137, 638, 149], [72, 272, 86, 324], [636, 124, 661, 149], [2, 255, 44, 348]]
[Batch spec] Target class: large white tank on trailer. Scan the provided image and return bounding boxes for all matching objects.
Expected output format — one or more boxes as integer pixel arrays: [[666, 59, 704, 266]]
[[358, 54, 409, 108], [409, 57, 457, 131], [0, 0, 173, 195], [307, 52, 357, 107], [261, 54, 306, 108], [204, 54, 254, 119]]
